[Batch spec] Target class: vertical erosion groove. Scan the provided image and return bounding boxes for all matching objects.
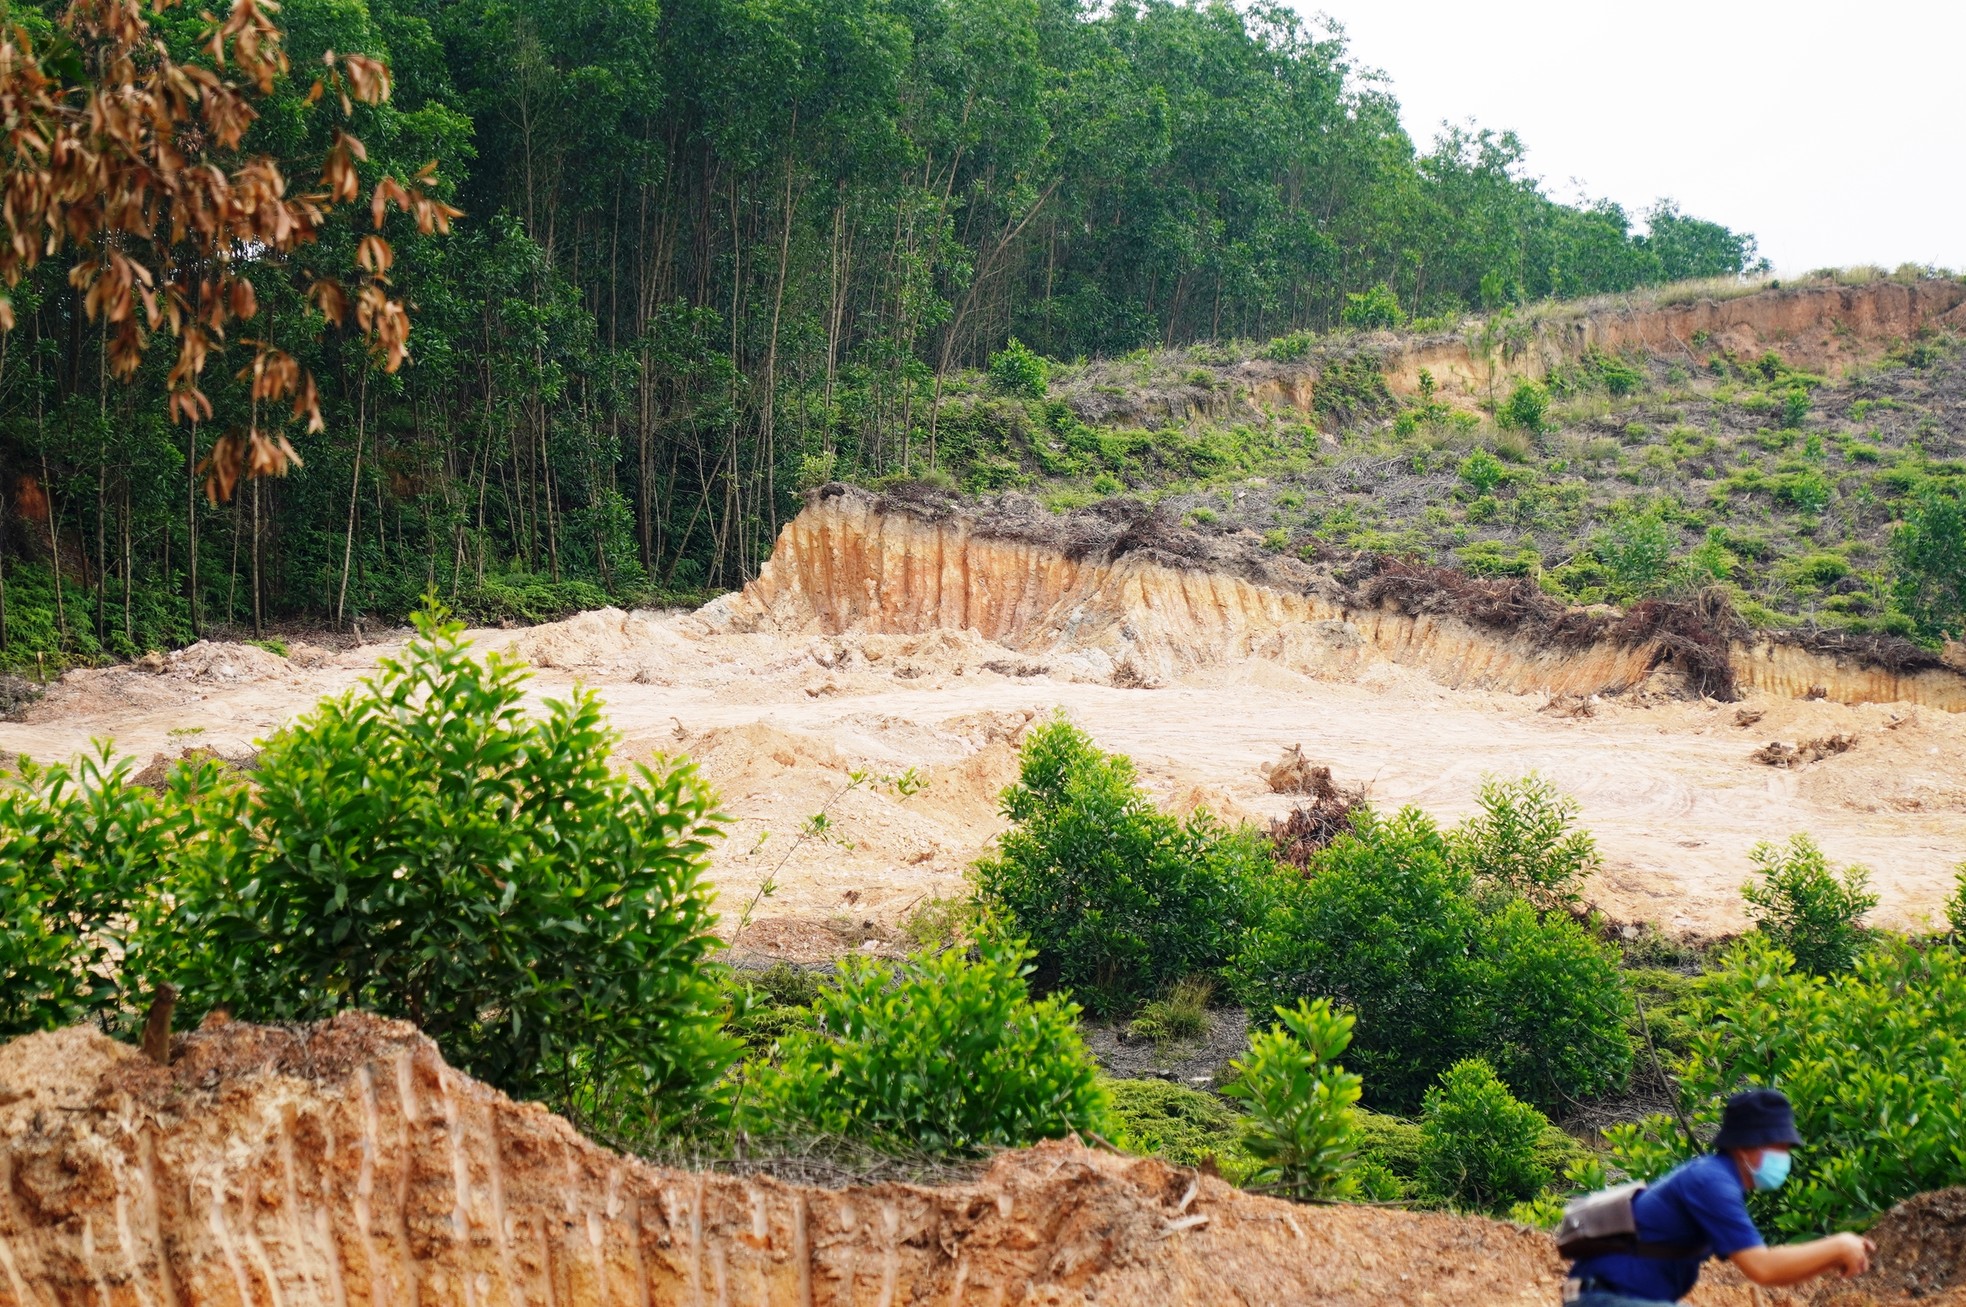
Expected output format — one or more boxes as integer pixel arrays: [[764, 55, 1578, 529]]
[[727, 491, 1966, 711]]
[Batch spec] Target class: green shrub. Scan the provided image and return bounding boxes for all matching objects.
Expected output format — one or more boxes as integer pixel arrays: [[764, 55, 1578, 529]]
[[1609, 935, 1966, 1235], [1593, 510, 1675, 596], [1891, 487, 1966, 643], [1458, 448, 1505, 496], [1771, 469, 1833, 512], [1498, 381, 1551, 434], [1947, 865, 1966, 937], [1418, 1059, 1550, 1210], [1223, 998, 1364, 1199], [975, 717, 1284, 1013], [1108, 1077, 1251, 1174], [1449, 773, 1598, 915], [740, 936, 1108, 1155], [1356, 1110, 1424, 1188], [1740, 835, 1876, 975], [1231, 806, 1630, 1112], [1456, 540, 1539, 577], [1781, 386, 1811, 428], [988, 337, 1051, 399], [162, 605, 736, 1129], [1341, 284, 1404, 331], [0, 745, 193, 1036]]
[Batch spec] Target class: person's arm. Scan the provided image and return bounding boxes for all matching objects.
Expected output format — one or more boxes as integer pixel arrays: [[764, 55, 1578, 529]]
[[1730, 1234, 1872, 1287]]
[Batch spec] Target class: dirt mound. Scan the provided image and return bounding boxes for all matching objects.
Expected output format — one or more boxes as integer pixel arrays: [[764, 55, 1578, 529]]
[[1829, 1188, 1966, 1305], [508, 606, 690, 670], [160, 638, 296, 683], [0, 1014, 1573, 1307], [1752, 734, 1858, 767]]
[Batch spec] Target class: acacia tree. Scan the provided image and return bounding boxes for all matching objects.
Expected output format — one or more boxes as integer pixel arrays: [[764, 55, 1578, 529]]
[[0, 0, 456, 499]]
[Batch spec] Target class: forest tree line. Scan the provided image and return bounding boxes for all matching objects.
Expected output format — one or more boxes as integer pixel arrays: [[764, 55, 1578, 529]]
[[0, 0, 1761, 659]]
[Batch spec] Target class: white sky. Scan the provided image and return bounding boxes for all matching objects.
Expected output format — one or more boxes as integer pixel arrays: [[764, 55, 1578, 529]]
[[1313, 0, 1966, 274]]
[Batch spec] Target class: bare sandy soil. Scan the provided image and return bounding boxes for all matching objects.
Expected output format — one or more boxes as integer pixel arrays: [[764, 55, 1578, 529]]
[[6, 606, 1964, 954]]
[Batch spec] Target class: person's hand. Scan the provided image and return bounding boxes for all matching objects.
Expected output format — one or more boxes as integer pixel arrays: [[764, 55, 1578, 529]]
[[1827, 1232, 1873, 1278]]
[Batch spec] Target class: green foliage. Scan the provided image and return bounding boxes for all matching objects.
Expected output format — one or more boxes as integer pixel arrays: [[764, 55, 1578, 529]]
[[1108, 1077, 1252, 1175], [1418, 1059, 1551, 1210], [1230, 806, 1631, 1112], [1312, 354, 1394, 426], [1947, 865, 1966, 938], [1450, 773, 1598, 915], [987, 337, 1051, 399], [1891, 487, 1966, 643], [975, 717, 1284, 1013], [1609, 935, 1966, 1235], [1593, 509, 1676, 597], [739, 936, 1109, 1156], [162, 604, 736, 1128], [1223, 998, 1364, 1200], [1127, 975, 1215, 1044], [0, 745, 191, 1036], [1739, 835, 1877, 975], [1340, 284, 1404, 331], [1498, 381, 1551, 434], [1458, 448, 1506, 496]]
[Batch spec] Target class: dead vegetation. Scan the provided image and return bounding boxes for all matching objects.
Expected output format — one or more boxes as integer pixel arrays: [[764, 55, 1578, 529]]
[[1751, 735, 1858, 768], [1263, 747, 1367, 868]]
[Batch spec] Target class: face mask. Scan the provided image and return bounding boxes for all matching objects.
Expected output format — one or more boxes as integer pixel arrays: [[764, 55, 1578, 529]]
[[1751, 1150, 1792, 1191]]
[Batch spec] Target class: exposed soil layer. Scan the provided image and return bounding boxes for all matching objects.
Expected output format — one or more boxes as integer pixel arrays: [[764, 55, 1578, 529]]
[[716, 486, 1966, 712], [3, 1017, 1965, 1307], [0, 1015, 1572, 1307]]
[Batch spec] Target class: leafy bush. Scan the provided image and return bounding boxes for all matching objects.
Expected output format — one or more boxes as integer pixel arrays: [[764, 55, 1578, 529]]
[[1458, 448, 1505, 496], [1232, 806, 1630, 1112], [1341, 284, 1403, 331], [1609, 935, 1966, 1235], [1419, 1059, 1551, 1210], [163, 606, 736, 1129], [988, 337, 1051, 399], [1498, 381, 1551, 434], [0, 745, 192, 1036], [1740, 835, 1876, 974], [1108, 1077, 1251, 1174], [975, 717, 1284, 1012], [1223, 998, 1364, 1199], [739, 936, 1108, 1155], [1450, 773, 1598, 915], [1947, 865, 1966, 937], [1891, 487, 1966, 643]]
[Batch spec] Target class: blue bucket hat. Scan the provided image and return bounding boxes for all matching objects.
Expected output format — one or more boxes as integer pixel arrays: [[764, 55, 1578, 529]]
[[1712, 1088, 1803, 1151]]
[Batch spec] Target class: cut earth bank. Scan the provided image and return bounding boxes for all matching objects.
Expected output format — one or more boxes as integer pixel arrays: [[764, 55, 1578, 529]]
[[2, 1012, 1963, 1307], [7, 488, 1966, 953]]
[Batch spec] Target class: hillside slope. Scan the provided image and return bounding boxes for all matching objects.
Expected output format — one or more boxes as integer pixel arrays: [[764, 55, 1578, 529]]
[[921, 273, 1966, 637]]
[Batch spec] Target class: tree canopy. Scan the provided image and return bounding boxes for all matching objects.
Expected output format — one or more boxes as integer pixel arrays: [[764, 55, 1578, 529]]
[[0, 0, 1761, 652]]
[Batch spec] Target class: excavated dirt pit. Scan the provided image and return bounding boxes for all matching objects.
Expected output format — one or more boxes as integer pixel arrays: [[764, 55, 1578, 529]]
[[9, 488, 1966, 945], [3, 601, 1966, 947], [6, 590, 1966, 947]]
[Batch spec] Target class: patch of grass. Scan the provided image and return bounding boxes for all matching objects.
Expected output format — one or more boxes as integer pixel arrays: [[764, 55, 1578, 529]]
[[1127, 975, 1216, 1045]]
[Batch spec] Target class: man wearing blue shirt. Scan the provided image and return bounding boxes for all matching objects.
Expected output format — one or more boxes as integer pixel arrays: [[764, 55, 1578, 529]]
[[1566, 1090, 1872, 1305]]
